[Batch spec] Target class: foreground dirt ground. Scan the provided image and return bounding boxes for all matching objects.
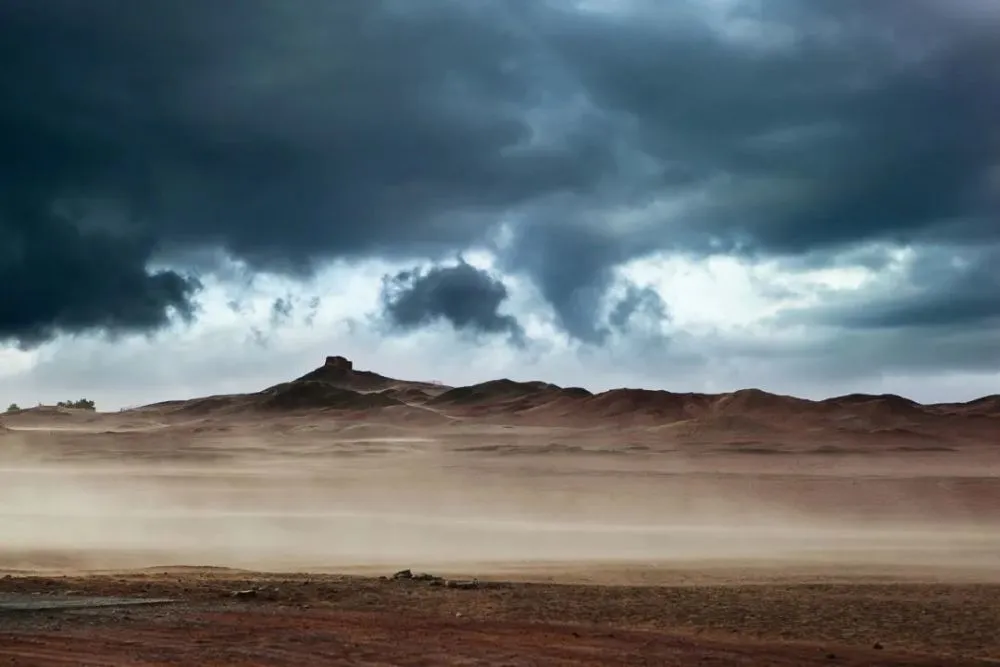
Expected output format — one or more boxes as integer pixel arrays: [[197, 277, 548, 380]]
[[1, 570, 999, 666]]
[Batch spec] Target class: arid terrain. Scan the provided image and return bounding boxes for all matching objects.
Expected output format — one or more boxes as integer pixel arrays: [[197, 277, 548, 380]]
[[1, 356, 998, 665]]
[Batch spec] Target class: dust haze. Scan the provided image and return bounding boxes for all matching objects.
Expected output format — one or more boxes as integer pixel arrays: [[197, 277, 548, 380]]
[[2, 416, 998, 583]]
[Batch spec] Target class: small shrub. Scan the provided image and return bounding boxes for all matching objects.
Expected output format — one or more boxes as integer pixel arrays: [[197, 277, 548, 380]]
[[56, 399, 96, 411]]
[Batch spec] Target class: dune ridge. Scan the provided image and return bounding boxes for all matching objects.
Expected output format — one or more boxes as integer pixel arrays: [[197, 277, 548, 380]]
[[4, 356, 994, 447], [85, 355, 994, 444]]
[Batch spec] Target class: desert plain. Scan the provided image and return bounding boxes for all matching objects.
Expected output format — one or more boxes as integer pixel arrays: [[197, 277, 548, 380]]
[[0, 355, 998, 665]]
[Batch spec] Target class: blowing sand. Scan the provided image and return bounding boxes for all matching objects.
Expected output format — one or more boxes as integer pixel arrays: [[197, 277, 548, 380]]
[[0, 360, 997, 664], [2, 422, 998, 579]]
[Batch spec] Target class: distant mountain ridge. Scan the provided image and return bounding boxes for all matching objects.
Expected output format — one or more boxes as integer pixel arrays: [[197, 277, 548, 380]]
[[126, 356, 998, 444]]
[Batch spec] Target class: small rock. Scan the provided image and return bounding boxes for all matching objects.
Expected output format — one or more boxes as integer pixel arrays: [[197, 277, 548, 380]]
[[872, 642, 884, 650], [444, 579, 479, 590], [231, 589, 258, 599], [392, 569, 413, 580]]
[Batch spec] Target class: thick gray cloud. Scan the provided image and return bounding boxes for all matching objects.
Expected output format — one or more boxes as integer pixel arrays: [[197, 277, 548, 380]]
[[509, 0, 998, 299], [0, 0, 603, 344], [0, 0, 996, 372], [0, 214, 199, 347], [502, 219, 628, 343], [786, 244, 1000, 332], [379, 262, 524, 343]]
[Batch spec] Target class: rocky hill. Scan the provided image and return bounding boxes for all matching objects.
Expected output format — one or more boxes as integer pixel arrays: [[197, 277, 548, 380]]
[[127, 356, 998, 445]]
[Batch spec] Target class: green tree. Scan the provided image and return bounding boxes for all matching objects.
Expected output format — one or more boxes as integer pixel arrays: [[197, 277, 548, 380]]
[[5, 403, 20, 413], [56, 399, 96, 411]]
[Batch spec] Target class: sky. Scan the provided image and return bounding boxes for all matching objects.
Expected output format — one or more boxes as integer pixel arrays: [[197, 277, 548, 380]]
[[0, 0, 997, 410]]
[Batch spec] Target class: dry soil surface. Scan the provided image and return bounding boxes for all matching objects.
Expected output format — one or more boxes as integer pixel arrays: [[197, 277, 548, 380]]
[[2, 569, 1000, 666]]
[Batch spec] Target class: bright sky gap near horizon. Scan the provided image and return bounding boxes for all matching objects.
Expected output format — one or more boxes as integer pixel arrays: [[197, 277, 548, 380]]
[[0, 0, 997, 410]]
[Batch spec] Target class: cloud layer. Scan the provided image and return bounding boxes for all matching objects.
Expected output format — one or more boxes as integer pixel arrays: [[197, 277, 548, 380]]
[[380, 261, 525, 344], [1, 0, 996, 387]]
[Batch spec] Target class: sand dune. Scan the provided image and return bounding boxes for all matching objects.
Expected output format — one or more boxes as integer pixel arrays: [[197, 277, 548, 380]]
[[61, 356, 991, 450]]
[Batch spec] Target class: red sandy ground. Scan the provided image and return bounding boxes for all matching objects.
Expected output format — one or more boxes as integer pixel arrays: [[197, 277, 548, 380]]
[[1, 572, 998, 666], [0, 607, 982, 667]]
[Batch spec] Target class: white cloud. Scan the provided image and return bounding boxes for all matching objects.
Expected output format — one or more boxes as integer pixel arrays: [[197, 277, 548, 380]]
[[619, 251, 883, 332]]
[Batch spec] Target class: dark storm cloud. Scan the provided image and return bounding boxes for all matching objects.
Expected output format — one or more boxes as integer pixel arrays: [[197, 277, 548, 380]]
[[766, 240, 1000, 377], [502, 219, 628, 343], [0, 0, 605, 344], [609, 285, 668, 332], [0, 213, 199, 347], [550, 0, 998, 249], [379, 262, 525, 343], [787, 244, 1000, 332], [501, 0, 998, 342], [1, 0, 996, 352]]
